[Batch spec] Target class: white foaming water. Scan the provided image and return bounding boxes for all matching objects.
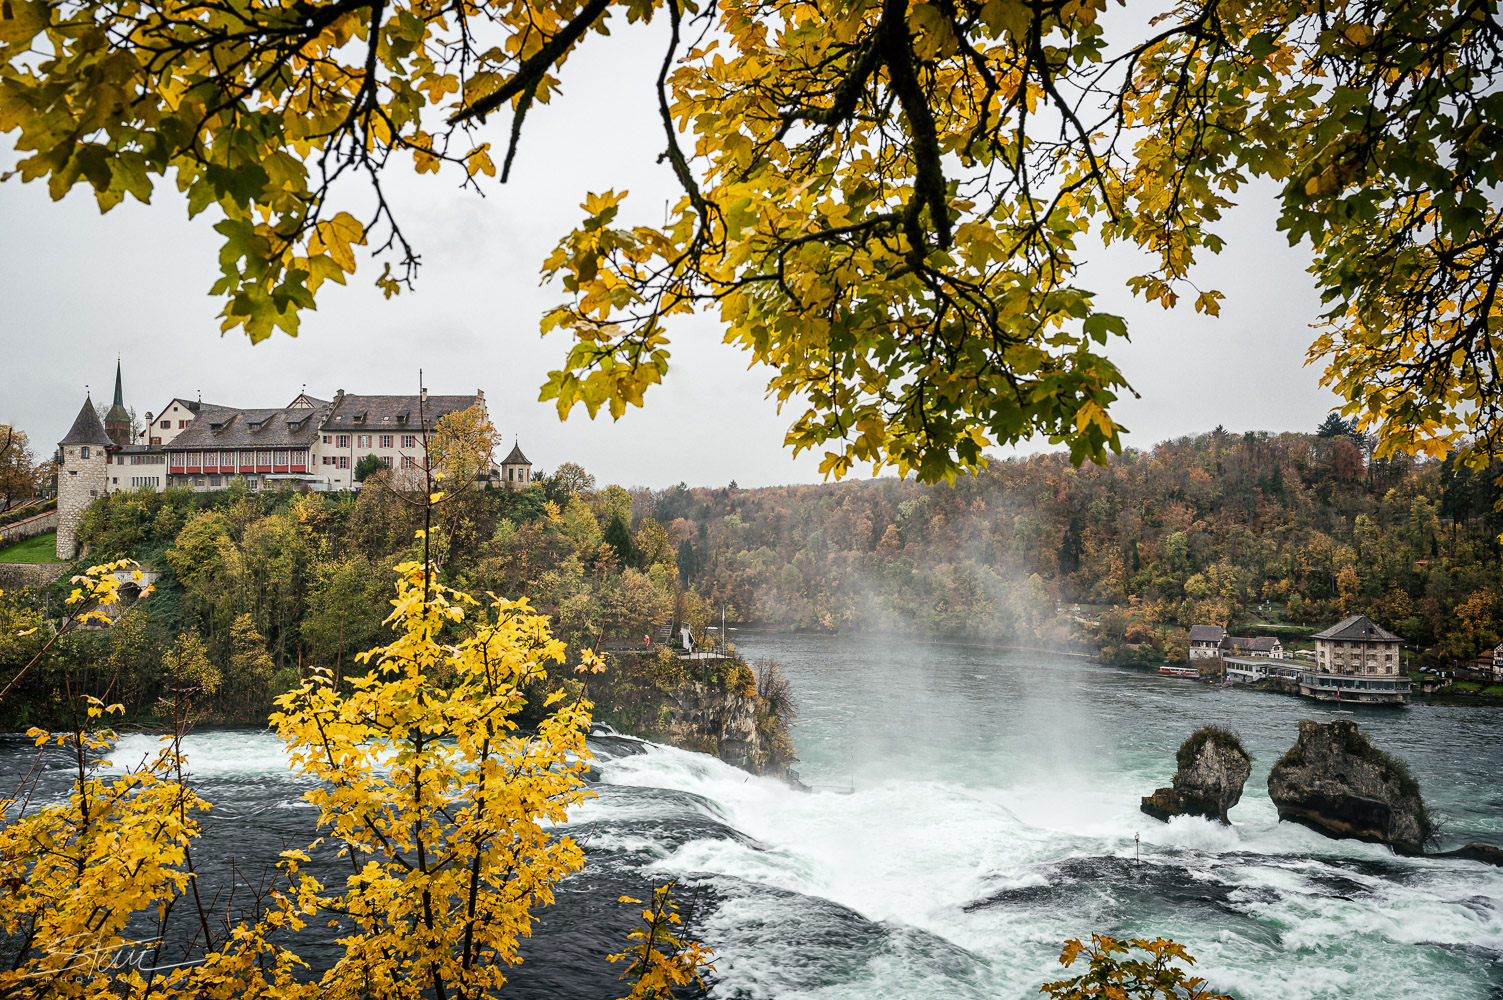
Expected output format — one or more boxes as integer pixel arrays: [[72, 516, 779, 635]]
[[102, 729, 294, 776], [579, 633, 1503, 1000], [586, 741, 1503, 1000], [7, 633, 1498, 1000]]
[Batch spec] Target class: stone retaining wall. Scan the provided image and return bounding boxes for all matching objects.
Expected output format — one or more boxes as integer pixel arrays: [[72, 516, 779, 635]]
[[0, 561, 71, 590], [0, 509, 58, 547]]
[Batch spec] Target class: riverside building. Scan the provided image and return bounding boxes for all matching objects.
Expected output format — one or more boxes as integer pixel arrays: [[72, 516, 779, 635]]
[[1300, 614, 1410, 705]]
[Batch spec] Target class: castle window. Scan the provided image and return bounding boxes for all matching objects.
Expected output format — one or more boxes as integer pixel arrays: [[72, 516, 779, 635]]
[[81, 447, 90, 459], [357, 434, 372, 449], [179, 420, 187, 428], [209, 476, 220, 488], [402, 456, 415, 468], [380, 435, 393, 448], [402, 435, 416, 448], [337, 434, 350, 448], [160, 420, 170, 429], [338, 456, 349, 469]]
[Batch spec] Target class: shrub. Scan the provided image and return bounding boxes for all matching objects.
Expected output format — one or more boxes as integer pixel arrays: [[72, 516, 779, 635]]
[[1176, 725, 1249, 771]]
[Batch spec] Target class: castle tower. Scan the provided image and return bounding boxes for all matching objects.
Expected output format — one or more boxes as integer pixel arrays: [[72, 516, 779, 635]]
[[104, 360, 132, 447], [56, 394, 112, 560], [501, 440, 532, 491]]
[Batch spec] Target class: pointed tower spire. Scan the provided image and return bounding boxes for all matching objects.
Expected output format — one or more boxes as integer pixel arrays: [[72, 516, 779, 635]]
[[105, 359, 132, 446]]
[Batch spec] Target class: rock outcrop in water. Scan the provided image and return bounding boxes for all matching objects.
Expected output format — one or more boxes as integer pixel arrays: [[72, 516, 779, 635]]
[[1141, 726, 1251, 824], [1266, 719, 1434, 854]]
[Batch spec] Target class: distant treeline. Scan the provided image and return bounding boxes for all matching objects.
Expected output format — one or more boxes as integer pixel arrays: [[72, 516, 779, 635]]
[[629, 426, 1503, 661]]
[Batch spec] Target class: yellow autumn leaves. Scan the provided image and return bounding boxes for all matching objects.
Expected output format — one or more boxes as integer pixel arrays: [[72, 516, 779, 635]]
[[0, 556, 714, 999]]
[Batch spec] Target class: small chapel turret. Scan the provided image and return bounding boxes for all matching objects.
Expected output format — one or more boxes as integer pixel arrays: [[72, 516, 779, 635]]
[[501, 441, 532, 491]]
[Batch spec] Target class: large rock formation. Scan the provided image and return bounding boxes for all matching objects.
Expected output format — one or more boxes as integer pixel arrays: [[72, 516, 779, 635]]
[[1141, 726, 1252, 824], [587, 653, 794, 777], [1266, 719, 1434, 854]]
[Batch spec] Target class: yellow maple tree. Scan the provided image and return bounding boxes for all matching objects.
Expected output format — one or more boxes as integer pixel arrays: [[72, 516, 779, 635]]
[[6, 0, 1497, 480]]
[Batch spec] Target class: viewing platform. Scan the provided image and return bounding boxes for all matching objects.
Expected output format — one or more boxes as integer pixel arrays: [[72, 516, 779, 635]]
[[1298, 671, 1410, 705], [1222, 657, 1410, 705]]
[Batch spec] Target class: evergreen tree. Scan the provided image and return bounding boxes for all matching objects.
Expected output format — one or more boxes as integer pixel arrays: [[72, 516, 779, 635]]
[[1316, 413, 1357, 438], [354, 454, 384, 482], [603, 512, 637, 569]]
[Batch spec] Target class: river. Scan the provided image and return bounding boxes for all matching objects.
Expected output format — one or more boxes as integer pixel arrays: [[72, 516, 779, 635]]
[[3, 634, 1500, 998]]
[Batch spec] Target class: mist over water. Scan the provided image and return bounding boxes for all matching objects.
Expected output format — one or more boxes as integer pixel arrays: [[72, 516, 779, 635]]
[[3, 635, 1500, 998]]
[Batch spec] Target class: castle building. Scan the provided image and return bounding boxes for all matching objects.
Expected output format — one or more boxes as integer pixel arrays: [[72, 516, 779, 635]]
[[315, 390, 492, 490], [58, 366, 533, 558]]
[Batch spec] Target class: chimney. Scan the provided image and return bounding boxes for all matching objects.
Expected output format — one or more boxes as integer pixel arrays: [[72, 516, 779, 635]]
[[420, 387, 428, 404], [476, 389, 484, 400]]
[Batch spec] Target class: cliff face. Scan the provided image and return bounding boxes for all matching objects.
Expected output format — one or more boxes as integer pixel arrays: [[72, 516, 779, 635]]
[[587, 654, 793, 777], [1266, 719, 1433, 854], [658, 680, 770, 772], [1141, 726, 1252, 824]]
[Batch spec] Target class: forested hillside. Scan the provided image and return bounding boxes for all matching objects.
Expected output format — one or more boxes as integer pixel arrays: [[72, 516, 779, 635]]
[[649, 426, 1503, 660]]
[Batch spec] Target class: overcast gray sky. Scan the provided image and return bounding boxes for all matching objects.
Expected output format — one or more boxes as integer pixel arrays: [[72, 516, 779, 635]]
[[0, 20, 1345, 490]]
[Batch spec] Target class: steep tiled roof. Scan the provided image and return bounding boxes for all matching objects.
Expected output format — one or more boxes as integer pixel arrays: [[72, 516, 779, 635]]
[[322, 394, 480, 432], [167, 403, 324, 450], [60, 396, 113, 447], [502, 441, 531, 465], [1188, 624, 1226, 642], [1249, 636, 1282, 652], [1313, 615, 1400, 642]]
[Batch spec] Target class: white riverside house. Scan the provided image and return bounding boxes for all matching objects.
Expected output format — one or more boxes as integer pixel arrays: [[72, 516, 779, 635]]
[[1188, 624, 1227, 660], [57, 367, 535, 558], [1188, 624, 1285, 663]]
